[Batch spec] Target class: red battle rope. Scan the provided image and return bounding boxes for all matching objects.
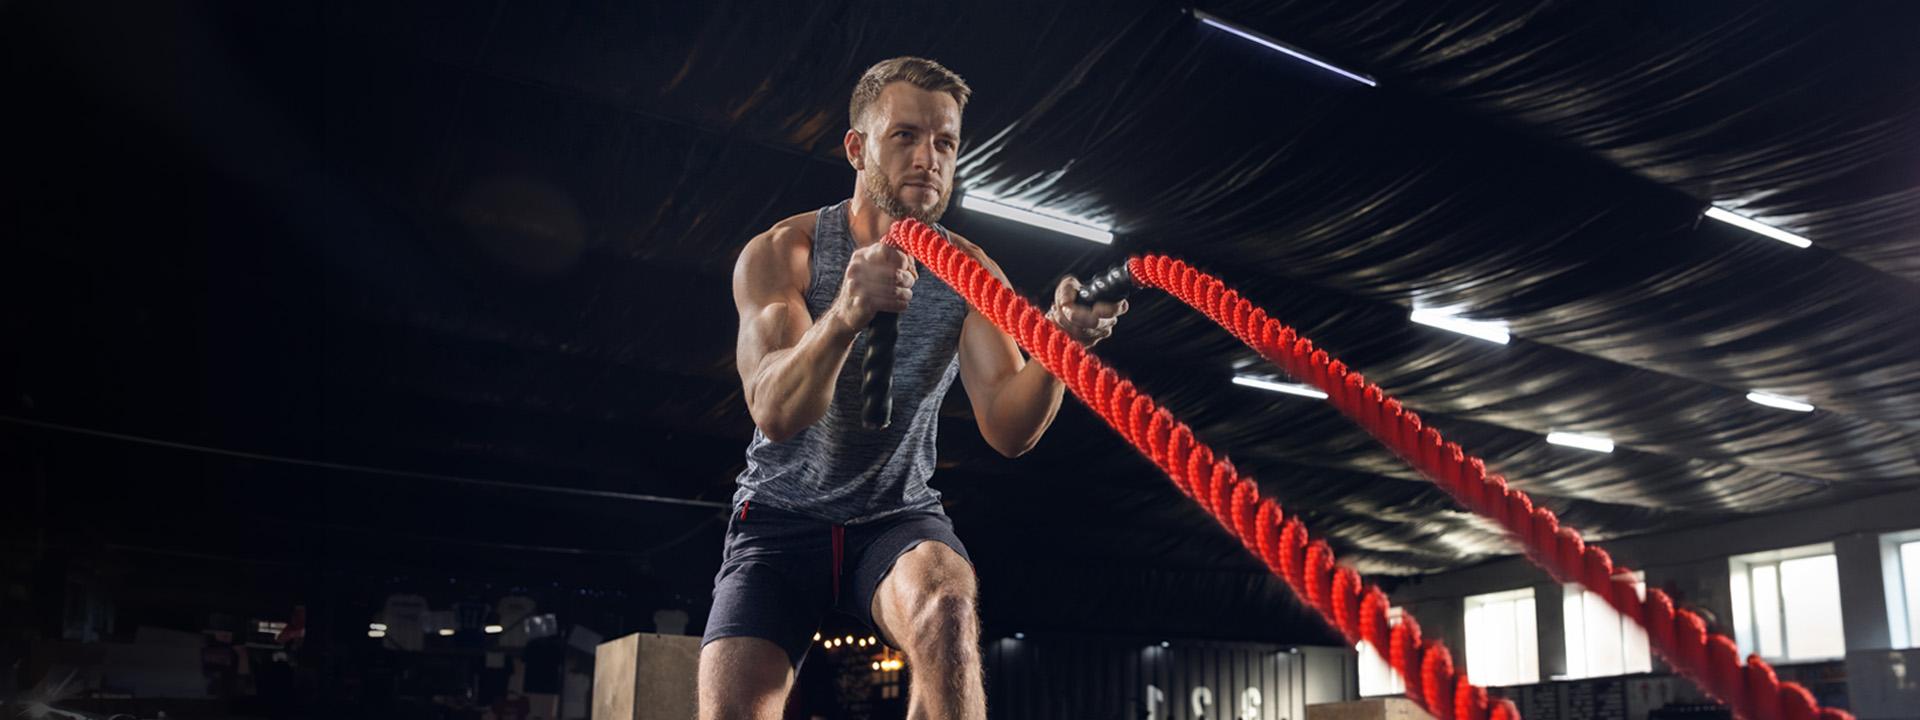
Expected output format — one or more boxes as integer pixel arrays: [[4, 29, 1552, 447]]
[[883, 219, 1851, 720]]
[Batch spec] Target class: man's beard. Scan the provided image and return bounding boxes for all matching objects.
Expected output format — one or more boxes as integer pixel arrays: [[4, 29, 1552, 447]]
[[863, 163, 950, 226]]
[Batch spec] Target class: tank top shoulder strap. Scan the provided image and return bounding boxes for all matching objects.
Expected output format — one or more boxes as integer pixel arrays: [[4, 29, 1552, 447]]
[[805, 200, 854, 316]]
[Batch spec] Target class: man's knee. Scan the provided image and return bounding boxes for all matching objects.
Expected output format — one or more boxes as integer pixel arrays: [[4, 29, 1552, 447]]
[[911, 590, 977, 639], [697, 637, 792, 720]]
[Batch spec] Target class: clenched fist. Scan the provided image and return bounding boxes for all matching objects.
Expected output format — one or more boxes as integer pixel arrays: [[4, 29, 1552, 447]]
[[834, 242, 917, 329], [1045, 275, 1128, 347]]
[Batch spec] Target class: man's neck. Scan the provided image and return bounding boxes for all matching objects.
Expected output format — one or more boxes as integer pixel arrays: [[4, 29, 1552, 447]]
[[846, 189, 899, 249]]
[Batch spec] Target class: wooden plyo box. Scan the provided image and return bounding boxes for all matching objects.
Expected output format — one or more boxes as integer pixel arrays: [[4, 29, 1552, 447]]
[[1307, 697, 1439, 720], [593, 633, 701, 720]]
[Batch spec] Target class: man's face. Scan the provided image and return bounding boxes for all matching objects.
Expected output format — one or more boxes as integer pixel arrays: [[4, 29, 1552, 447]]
[[855, 82, 961, 225]]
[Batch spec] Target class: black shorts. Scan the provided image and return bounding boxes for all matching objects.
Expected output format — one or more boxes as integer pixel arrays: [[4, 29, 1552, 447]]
[[701, 501, 971, 666]]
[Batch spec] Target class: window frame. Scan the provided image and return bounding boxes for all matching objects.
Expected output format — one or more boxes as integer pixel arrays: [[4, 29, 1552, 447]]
[[1463, 587, 1541, 687], [1729, 543, 1846, 663], [1562, 573, 1652, 680]]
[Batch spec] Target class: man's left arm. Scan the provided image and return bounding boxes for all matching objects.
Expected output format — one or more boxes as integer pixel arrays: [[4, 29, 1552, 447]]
[[956, 243, 1127, 458]]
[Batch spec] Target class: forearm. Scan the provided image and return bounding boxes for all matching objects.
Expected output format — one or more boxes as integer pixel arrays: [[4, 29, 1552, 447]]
[[979, 358, 1067, 457], [747, 308, 861, 442]]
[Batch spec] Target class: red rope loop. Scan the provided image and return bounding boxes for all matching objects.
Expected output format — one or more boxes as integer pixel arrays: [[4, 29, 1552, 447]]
[[881, 220, 1847, 720], [1123, 252, 1853, 720]]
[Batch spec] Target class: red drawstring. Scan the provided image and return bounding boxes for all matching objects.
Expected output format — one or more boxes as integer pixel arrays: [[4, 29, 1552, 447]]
[[882, 218, 1854, 720]]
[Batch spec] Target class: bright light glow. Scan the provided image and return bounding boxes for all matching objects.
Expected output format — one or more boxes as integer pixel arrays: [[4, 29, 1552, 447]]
[[868, 636, 877, 643], [369, 623, 387, 631], [1705, 207, 1812, 248], [1160, 641, 1171, 648], [438, 629, 456, 636], [1547, 432, 1614, 453], [1464, 588, 1540, 686], [368, 630, 386, 638], [962, 191, 1114, 244], [484, 625, 504, 634], [1232, 375, 1329, 399], [858, 639, 868, 647], [1410, 308, 1510, 344], [1013, 632, 1025, 640], [872, 662, 881, 671], [1746, 392, 1815, 413], [813, 632, 821, 641], [1193, 11, 1377, 87]]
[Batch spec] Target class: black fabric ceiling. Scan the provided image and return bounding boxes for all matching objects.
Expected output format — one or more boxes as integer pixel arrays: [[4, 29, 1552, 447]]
[[5, 0, 1917, 643]]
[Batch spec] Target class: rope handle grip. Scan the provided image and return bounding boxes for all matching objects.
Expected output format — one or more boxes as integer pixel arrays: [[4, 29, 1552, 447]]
[[1074, 262, 1137, 306], [859, 311, 900, 430]]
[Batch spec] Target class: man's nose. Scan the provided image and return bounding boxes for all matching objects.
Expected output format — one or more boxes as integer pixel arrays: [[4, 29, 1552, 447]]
[[912, 138, 939, 172]]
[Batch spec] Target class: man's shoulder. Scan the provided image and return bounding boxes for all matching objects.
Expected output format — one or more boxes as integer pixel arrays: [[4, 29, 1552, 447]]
[[940, 228, 1004, 278], [764, 209, 821, 248]]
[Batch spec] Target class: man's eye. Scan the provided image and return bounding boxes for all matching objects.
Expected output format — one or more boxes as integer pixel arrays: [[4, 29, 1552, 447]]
[[936, 141, 956, 151]]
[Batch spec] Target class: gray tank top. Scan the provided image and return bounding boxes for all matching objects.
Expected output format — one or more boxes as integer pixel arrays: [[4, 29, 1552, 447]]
[[732, 200, 970, 524]]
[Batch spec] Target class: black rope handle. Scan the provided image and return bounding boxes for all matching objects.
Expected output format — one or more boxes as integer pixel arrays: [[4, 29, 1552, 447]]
[[1075, 262, 1136, 306], [859, 311, 900, 429]]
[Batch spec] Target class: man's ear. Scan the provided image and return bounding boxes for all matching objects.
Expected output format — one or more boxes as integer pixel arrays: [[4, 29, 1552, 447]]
[[844, 129, 866, 171]]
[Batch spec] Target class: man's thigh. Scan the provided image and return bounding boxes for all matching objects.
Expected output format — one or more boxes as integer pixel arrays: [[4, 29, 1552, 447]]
[[703, 504, 835, 665], [846, 510, 973, 631]]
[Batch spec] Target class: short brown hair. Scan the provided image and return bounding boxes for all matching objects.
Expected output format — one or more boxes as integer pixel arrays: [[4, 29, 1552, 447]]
[[849, 57, 971, 130]]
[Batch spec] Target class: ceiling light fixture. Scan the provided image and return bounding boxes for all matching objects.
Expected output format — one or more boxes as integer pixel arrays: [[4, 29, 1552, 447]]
[[1232, 375, 1329, 399], [1192, 10, 1377, 87], [1704, 207, 1812, 249], [1746, 392, 1814, 413], [962, 190, 1114, 245], [1410, 308, 1510, 345], [1546, 432, 1614, 453]]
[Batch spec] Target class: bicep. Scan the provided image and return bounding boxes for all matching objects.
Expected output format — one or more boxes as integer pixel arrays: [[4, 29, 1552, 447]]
[[955, 253, 1026, 414], [733, 232, 813, 388]]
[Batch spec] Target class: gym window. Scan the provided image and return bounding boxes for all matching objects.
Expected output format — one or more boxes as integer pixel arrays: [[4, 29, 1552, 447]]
[[1562, 575, 1651, 679], [1729, 544, 1845, 662], [1887, 531, 1920, 649], [1357, 606, 1405, 697], [1464, 588, 1540, 686]]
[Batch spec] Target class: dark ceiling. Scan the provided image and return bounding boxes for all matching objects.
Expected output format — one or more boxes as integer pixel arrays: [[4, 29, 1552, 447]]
[[4, 0, 1918, 645]]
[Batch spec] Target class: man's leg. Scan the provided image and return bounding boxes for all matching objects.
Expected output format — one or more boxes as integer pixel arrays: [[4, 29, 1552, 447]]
[[697, 636, 792, 720], [869, 541, 985, 720]]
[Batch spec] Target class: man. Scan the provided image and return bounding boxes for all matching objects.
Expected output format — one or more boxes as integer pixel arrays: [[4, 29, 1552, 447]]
[[702, 57, 1127, 720]]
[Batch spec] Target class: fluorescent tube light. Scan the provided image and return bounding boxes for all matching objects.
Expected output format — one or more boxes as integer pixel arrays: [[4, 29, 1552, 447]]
[[1410, 308, 1510, 345], [368, 630, 386, 638], [963, 191, 1114, 244], [1193, 11, 1377, 87], [1232, 375, 1329, 399], [484, 625, 504, 634], [438, 629, 456, 636], [1746, 392, 1814, 413], [1546, 432, 1613, 453], [1704, 207, 1812, 248]]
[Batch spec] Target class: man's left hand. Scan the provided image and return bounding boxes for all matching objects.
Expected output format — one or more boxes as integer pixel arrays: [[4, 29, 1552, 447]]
[[1046, 275, 1128, 348]]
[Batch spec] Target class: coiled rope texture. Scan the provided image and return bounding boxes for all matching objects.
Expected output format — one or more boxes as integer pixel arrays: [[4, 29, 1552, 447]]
[[884, 219, 1851, 720]]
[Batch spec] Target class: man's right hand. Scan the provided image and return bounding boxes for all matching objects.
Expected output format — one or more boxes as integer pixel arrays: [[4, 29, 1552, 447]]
[[834, 242, 916, 330]]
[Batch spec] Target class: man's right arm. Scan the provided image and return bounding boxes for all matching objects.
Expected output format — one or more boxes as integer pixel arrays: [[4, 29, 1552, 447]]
[[734, 219, 916, 442], [733, 225, 856, 443]]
